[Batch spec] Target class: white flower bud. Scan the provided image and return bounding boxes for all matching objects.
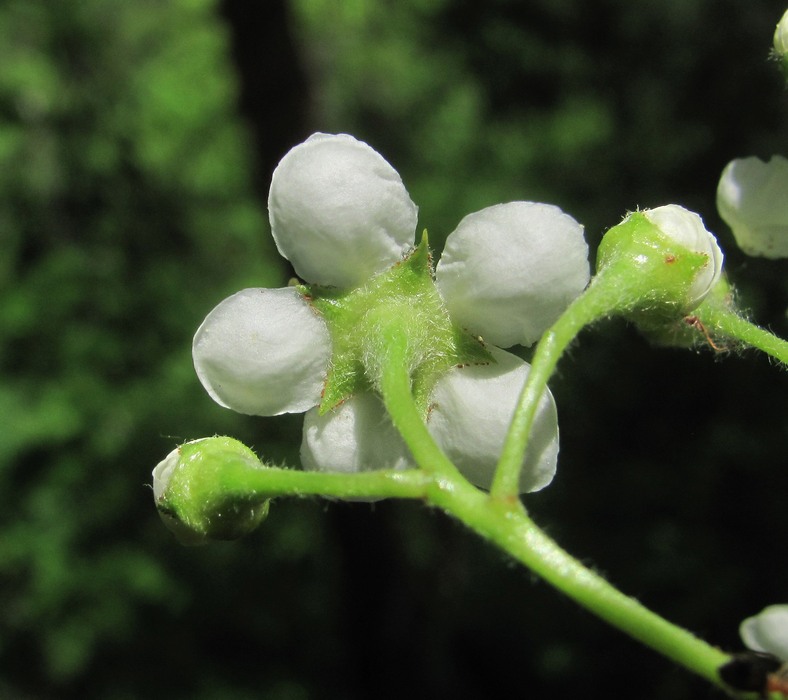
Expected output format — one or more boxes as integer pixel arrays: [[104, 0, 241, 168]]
[[268, 133, 418, 287], [193, 287, 331, 415], [741, 605, 788, 660], [436, 202, 590, 347], [717, 155, 788, 259], [643, 205, 724, 306], [426, 347, 558, 493], [300, 392, 414, 473]]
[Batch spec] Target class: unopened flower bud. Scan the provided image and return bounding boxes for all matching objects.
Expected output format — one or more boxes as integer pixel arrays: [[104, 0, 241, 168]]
[[596, 205, 723, 317], [153, 437, 270, 544], [643, 206, 723, 306]]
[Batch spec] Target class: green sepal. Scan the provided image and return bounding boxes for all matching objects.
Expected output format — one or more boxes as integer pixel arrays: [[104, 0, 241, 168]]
[[636, 275, 736, 349], [303, 231, 494, 417], [595, 211, 711, 323]]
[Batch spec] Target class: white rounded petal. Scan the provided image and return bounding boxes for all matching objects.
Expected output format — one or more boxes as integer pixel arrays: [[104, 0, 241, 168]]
[[436, 202, 589, 347], [644, 205, 724, 306], [153, 442, 195, 502], [426, 347, 558, 493], [717, 156, 788, 259], [268, 133, 418, 287], [300, 392, 414, 473], [741, 605, 788, 660], [193, 287, 331, 416]]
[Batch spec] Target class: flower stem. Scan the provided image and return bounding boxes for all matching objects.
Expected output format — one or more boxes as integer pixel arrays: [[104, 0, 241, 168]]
[[371, 315, 730, 685], [491, 279, 617, 500], [219, 463, 432, 500], [697, 302, 788, 365], [430, 477, 730, 687], [376, 324, 466, 482]]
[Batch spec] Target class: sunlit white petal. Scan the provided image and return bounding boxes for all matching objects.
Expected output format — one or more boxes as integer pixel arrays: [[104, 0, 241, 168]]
[[436, 201, 589, 347], [426, 346, 558, 493], [268, 133, 418, 287], [193, 287, 331, 416], [717, 156, 788, 259], [300, 392, 414, 473]]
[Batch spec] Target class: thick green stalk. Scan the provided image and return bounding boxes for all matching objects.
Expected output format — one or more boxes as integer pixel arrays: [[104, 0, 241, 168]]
[[431, 477, 731, 687], [372, 318, 731, 688]]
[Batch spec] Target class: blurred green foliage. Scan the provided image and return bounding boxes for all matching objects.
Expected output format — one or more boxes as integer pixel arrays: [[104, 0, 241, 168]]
[[0, 0, 787, 698]]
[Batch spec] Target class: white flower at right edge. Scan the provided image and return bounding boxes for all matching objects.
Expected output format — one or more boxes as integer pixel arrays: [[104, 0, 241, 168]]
[[717, 155, 788, 259], [741, 605, 788, 660]]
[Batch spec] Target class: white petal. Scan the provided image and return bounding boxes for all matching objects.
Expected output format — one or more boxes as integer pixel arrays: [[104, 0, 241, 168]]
[[268, 133, 418, 287], [426, 347, 558, 493], [741, 605, 788, 660], [436, 202, 589, 347], [643, 205, 724, 306], [300, 392, 414, 473], [193, 287, 331, 415], [717, 156, 788, 259], [153, 442, 193, 502]]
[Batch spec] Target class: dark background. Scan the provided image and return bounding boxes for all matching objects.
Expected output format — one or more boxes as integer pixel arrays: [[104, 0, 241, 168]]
[[1, 0, 787, 698]]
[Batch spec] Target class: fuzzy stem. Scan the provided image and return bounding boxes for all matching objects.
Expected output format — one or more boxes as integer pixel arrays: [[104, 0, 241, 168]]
[[371, 317, 730, 687], [491, 278, 619, 499], [430, 478, 731, 687], [697, 303, 788, 365], [214, 463, 432, 501], [375, 323, 465, 482]]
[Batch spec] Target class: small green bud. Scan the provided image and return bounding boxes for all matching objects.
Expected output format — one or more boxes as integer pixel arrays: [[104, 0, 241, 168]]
[[595, 205, 723, 323], [152, 437, 270, 545]]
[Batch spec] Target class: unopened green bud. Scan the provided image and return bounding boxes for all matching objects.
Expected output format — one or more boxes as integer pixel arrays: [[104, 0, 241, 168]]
[[595, 205, 724, 323], [153, 436, 270, 544]]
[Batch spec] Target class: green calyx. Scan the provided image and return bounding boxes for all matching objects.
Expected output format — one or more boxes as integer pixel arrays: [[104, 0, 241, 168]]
[[305, 232, 492, 415], [594, 212, 712, 323], [636, 275, 736, 349], [155, 436, 270, 544]]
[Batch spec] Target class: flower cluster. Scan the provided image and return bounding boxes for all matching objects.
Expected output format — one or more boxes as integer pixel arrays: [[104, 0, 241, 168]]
[[193, 133, 592, 493]]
